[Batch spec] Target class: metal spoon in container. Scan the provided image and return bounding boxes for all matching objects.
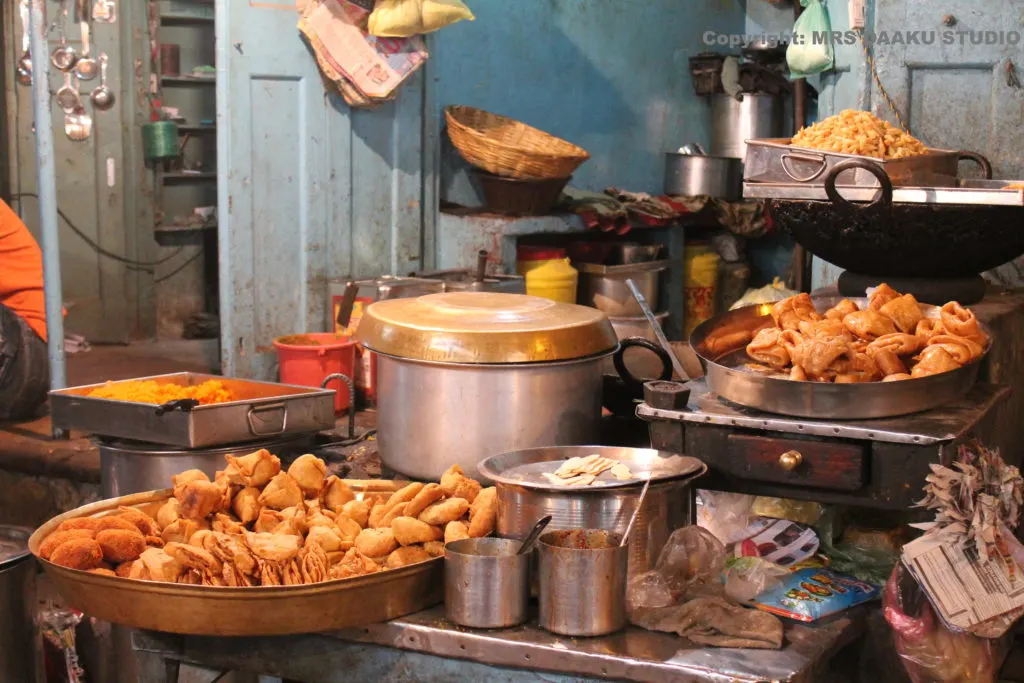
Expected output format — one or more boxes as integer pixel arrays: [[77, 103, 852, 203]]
[[518, 515, 552, 555], [90, 54, 114, 110], [621, 476, 651, 548]]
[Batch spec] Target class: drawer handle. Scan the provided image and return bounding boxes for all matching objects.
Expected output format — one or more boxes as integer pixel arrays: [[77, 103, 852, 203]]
[[778, 450, 803, 471]]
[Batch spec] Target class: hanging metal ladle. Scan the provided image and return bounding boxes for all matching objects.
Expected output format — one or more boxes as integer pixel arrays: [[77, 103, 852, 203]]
[[16, 0, 32, 86], [51, 0, 79, 72], [90, 54, 114, 110], [73, 22, 98, 81], [56, 71, 80, 112]]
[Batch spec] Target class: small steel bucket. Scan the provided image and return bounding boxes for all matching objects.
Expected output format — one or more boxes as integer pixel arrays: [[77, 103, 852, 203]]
[[445, 538, 530, 629], [537, 529, 627, 637]]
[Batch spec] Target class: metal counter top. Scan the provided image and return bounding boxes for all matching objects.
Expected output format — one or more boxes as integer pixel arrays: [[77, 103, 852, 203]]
[[133, 605, 864, 683]]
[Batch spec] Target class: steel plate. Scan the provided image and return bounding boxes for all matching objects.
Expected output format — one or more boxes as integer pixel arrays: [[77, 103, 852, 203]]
[[29, 487, 442, 637], [688, 297, 991, 420]]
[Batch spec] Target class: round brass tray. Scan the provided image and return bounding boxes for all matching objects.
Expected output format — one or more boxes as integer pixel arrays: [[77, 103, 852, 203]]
[[28, 487, 443, 636]]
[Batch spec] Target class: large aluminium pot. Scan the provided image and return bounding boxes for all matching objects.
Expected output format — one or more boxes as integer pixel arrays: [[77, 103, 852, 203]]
[[355, 292, 620, 481], [0, 525, 37, 683]]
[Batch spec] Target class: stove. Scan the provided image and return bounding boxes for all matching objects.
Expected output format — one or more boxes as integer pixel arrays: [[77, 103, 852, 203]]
[[637, 378, 1010, 511]]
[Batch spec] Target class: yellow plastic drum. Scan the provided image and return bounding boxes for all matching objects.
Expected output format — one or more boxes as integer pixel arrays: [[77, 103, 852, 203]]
[[525, 258, 579, 304], [683, 246, 720, 339]]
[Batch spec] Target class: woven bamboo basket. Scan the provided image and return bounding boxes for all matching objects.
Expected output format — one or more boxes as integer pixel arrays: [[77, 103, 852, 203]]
[[445, 105, 590, 180]]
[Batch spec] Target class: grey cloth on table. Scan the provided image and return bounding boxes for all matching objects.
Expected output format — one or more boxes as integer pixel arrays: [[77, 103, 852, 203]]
[[630, 596, 785, 649]]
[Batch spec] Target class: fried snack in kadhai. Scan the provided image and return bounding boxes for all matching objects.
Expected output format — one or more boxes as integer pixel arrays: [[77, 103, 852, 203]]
[[742, 285, 985, 383], [38, 451, 487, 585]]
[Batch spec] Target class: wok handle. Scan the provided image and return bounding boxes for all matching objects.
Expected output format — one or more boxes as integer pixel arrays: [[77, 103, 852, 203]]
[[247, 402, 287, 436], [780, 151, 827, 183], [957, 151, 993, 180], [321, 372, 355, 439], [613, 338, 673, 393], [824, 158, 893, 213], [154, 398, 199, 416]]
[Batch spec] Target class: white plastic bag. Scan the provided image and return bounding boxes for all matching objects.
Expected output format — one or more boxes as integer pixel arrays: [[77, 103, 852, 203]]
[[786, 0, 834, 78], [368, 0, 474, 38]]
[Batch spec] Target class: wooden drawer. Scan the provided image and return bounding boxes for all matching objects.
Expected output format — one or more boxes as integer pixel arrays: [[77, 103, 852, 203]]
[[722, 433, 867, 492]]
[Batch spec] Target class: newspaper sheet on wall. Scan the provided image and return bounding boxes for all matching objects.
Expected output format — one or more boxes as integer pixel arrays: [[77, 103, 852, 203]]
[[901, 533, 1024, 637], [297, 0, 427, 108]]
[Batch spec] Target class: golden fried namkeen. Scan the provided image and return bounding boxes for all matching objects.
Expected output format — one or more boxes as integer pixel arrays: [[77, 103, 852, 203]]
[[868, 283, 901, 311], [915, 318, 945, 342], [334, 516, 362, 547], [96, 529, 147, 564], [883, 373, 913, 382], [50, 538, 104, 570], [321, 476, 355, 512], [254, 509, 285, 534], [306, 525, 345, 553], [771, 293, 821, 331], [278, 505, 308, 535], [444, 520, 470, 544], [340, 500, 369, 528], [231, 487, 262, 524], [245, 532, 302, 564], [212, 513, 246, 535], [176, 479, 225, 521], [382, 482, 425, 516], [378, 503, 410, 530], [189, 529, 214, 548], [329, 548, 379, 580], [354, 528, 398, 557], [419, 497, 471, 526], [367, 502, 388, 529], [385, 545, 432, 569], [940, 302, 987, 343], [868, 332, 922, 357], [423, 540, 445, 557], [468, 487, 498, 538], [225, 449, 281, 488], [791, 110, 927, 160], [911, 346, 962, 378], [116, 507, 161, 536], [745, 328, 791, 369], [89, 568, 117, 577], [86, 379, 234, 405], [789, 365, 808, 381], [156, 498, 182, 529], [880, 294, 924, 333], [440, 465, 482, 503], [115, 561, 134, 578], [926, 334, 984, 365], [797, 334, 852, 378], [404, 483, 445, 519], [56, 517, 102, 533], [258, 473, 303, 510], [161, 518, 202, 545], [139, 547, 183, 582], [392, 517, 443, 546], [843, 310, 897, 340], [287, 454, 327, 497], [869, 348, 907, 377], [164, 542, 223, 576], [300, 542, 329, 584], [40, 530, 95, 560], [798, 318, 849, 339], [93, 515, 140, 534], [825, 299, 858, 321]]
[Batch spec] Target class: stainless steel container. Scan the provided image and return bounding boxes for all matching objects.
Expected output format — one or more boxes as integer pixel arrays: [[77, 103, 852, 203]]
[[577, 260, 669, 317], [98, 434, 316, 497], [710, 92, 785, 160], [0, 525, 37, 683], [538, 529, 627, 637], [664, 153, 743, 200], [445, 538, 530, 629], [376, 355, 607, 481], [603, 312, 670, 379]]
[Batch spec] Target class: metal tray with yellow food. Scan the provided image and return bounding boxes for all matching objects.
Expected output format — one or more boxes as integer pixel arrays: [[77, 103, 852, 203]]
[[27, 471, 477, 636], [689, 293, 992, 420]]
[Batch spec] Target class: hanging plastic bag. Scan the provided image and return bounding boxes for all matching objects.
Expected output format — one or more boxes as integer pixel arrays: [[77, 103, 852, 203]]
[[786, 0, 834, 78], [368, 0, 474, 38]]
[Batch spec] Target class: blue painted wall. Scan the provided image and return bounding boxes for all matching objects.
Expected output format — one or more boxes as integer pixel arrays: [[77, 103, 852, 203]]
[[432, 0, 748, 196]]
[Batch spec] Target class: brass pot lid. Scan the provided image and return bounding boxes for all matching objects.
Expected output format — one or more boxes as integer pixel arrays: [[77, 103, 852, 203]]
[[355, 292, 618, 364]]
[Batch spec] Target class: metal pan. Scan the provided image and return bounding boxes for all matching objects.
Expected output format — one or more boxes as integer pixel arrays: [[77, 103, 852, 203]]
[[689, 297, 991, 420], [28, 485, 443, 637], [49, 372, 336, 448]]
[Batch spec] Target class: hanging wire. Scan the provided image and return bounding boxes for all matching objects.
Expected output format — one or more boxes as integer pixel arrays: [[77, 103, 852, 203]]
[[154, 249, 204, 283], [855, 28, 911, 132]]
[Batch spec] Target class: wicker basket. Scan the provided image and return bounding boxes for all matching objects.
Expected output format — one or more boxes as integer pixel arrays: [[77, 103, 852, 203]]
[[445, 105, 590, 180]]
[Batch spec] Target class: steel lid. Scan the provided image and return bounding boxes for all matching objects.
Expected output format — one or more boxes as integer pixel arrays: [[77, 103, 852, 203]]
[[0, 525, 32, 571], [355, 292, 618, 364]]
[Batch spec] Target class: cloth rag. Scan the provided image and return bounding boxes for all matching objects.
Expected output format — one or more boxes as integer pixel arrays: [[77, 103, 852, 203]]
[[631, 596, 784, 649]]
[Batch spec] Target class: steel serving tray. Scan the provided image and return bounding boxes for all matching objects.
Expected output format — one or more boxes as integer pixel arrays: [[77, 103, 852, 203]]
[[688, 297, 991, 420], [49, 372, 336, 448], [743, 138, 980, 188], [29, 485, 443, 636], [743, 181, 1024, 207]]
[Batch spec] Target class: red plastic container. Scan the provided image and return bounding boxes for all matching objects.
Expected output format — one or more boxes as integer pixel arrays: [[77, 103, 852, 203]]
[[273, 333, 357, 414]]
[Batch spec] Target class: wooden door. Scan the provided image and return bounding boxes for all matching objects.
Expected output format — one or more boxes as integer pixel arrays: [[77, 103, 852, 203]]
[[216, 0, 428, 380]]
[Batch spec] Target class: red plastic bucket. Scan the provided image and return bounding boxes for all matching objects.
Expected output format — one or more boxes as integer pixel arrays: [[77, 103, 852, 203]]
[[273, 333, 357, 414]]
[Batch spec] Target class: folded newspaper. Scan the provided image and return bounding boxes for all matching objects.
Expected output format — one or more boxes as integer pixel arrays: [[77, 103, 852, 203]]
[[901, 440, 1024, 638], [298, 0, 428, 108]]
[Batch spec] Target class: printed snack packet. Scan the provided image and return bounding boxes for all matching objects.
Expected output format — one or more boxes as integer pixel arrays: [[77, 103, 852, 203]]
[[749, 568, 880, 622]]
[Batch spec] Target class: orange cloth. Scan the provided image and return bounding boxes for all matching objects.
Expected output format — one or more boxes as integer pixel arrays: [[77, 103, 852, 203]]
[[0, 200, 47, 341]]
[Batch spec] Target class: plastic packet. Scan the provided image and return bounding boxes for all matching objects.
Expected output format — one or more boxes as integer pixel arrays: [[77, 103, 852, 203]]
[[750, 567, 880, 622], [751, 497, 822, 525], [696, 490, 756, 545], [786, 0, 834, 78], [38, 605, 86, 683], [722, 556, 789, 603], [655, 526, 727, 596], [814, 508, 902, 585], [882, 563, 995, 683], [368, 0, 474, 37], [733, 517, 820, 567], [729, 277, 798, 310]]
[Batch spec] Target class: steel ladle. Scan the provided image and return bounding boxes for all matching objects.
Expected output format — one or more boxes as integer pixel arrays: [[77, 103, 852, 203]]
[[16, 1, 32, 85], [56, 72, 80, 113], [74, 22, 98, 81], [90, 54, 114, 110]]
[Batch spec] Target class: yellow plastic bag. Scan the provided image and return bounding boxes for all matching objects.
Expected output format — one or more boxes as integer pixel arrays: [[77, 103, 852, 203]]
[[368, 0, 474, 38]]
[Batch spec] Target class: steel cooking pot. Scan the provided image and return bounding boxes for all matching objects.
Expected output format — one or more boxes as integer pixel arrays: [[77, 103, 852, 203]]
[[356, 292, 623, 481], [0, 525, 37, 683]]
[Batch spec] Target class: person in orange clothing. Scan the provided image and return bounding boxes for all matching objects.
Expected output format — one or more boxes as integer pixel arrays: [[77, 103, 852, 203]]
[[0, 199, 49, 420]]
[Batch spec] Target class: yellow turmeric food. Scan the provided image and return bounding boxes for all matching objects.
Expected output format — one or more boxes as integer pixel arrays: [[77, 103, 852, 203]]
[[86, 380, 235, 405], [791, 109, 928, 160]]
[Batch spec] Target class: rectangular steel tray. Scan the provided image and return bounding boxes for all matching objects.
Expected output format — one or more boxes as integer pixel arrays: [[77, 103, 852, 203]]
[[743, 138, 962, 188], [742, 180, 1024, 206], [49, 372, 336, 448], [575, 259, 672, 275]]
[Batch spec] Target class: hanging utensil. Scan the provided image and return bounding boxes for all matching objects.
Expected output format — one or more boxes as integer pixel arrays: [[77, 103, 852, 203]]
[[73, 22, 98, 81], [51, 0, 79, 72], [517, 515, 552, 555], [620, 476, 651, 548], [92, 0, 116, 23], [90, 54, 114, 110], [65, 104, 93, 142], [56, 72, 80, 113], [624, 278, 688, 380], [16, 0, 32, 86]]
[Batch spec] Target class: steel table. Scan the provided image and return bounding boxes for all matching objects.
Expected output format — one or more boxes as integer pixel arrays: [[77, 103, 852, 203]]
[[131, 606, 865, 683]]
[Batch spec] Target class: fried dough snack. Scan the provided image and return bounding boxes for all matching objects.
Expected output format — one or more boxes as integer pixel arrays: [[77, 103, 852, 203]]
[[790, 110, 928, 160], [39, 452, 488, 585], [743, 285, 986, 383]]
